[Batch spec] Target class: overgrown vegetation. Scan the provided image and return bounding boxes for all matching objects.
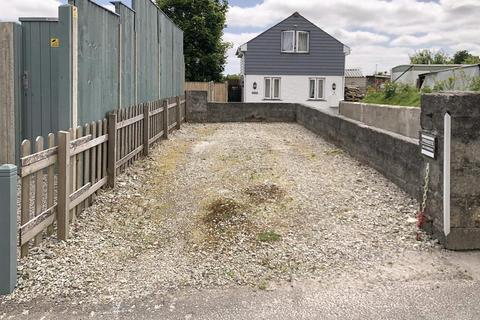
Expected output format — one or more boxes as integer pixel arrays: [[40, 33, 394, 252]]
[[363, 73, 480, 107], [362, 83, 421, 107]]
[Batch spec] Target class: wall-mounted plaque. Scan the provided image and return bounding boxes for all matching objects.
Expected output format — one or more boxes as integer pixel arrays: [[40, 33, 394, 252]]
[[421, 131, 436, 159]]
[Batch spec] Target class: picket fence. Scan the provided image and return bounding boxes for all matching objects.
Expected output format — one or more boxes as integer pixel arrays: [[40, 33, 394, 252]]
[[18, 96, 186, 257]]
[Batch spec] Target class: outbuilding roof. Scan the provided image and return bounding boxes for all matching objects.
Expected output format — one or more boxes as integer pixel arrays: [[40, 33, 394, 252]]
[[345, 69, 364, 78]]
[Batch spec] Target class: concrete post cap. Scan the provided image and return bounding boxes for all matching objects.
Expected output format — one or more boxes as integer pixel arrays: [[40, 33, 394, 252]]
[[0, 164, 17, 176]]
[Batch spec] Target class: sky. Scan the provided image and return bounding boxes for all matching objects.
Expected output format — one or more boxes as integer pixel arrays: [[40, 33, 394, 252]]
[[2, 0, 480, 76]]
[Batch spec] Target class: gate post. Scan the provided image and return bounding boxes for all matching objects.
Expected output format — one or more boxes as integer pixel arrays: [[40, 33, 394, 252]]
[[420, 92, 480, 250], [0, 164, 17, 295]]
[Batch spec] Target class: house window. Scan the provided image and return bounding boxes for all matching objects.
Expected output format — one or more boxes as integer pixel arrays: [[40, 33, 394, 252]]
[[281, 31, 295, 52], [281, 30, 309, 53], [309, 78, 325, 100], [297, 31, 309, 53], [265, 77, 281, 99]]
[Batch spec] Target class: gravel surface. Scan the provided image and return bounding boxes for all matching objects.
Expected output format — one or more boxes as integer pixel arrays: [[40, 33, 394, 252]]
[[1, 123, 471, 317]]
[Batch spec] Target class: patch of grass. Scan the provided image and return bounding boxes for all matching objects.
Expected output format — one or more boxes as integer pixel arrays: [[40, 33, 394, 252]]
[[203, 198, 242, 225], [324, 148, 343, 156], [362, 83, 421, 107], [257, 231, 281, 243], [258, 279, 268, 290]]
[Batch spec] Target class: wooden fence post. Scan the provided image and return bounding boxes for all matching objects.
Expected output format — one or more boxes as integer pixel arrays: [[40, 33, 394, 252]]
[[143, 103, 150, 155], [163, 100, 169, 139], [107, 112, 117, 188], [176, 96, 181, 130], [57, 131, 71, 241], [0, 164, 17, 295]]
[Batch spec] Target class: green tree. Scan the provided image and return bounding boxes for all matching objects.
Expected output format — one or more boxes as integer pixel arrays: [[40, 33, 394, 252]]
[[409, 49, 450, 64], [453, 50, 480, 64], [157, 0, 232, 82]]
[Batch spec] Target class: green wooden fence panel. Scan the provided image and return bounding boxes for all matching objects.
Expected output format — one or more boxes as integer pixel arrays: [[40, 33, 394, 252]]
[[20, 18, 61, 141], [114, 2, 136, 108], [133, 0, 160, 103], [70, 0, 120, 125]]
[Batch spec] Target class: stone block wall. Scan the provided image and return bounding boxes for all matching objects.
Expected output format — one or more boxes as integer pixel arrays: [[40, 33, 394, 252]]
[[297, 105, 421, 199], [421, 92, 480, 250], [339, 101, 421, 139]]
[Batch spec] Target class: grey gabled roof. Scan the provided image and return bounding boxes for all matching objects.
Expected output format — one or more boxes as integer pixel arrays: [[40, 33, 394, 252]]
[[236, 12, 349, 56]]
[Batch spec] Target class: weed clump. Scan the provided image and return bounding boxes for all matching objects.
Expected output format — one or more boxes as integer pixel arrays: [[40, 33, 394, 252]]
[[257, 231, 281, 243], [203, 198, 243, 225]]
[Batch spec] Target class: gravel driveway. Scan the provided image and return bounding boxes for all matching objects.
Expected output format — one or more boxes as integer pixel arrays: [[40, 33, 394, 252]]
[[2, 123, 478, 319]]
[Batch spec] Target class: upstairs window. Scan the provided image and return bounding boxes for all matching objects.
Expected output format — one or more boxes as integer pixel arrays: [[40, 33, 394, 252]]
[[281, 31, 295, 52], [281, 31, 309, 53], [297, 31, 309, 53]]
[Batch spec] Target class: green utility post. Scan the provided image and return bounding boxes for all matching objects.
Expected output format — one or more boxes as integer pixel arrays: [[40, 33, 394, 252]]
[[0, 164, 17, 295]]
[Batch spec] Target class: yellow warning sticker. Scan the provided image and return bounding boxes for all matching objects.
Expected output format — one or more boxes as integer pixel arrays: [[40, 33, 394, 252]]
[[50, 38, 60, 48]]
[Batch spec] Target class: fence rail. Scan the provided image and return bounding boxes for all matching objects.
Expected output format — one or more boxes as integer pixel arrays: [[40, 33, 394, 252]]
[[17, 95, 186, 257]]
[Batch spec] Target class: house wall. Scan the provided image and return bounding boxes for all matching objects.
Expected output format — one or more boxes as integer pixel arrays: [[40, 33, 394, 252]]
[[244, 75, 344, 107], [244, 13, 345, 76]]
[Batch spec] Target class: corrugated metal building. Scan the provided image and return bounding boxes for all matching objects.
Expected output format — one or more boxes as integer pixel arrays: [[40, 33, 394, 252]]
[[419, 64, 480, 90], [391, 64, 463, 87]]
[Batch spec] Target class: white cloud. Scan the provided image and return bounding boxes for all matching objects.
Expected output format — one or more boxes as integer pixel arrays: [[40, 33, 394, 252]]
[[102, 4, 116, 13], [226, 0, 480, 74], [223, 32, 259, 74], [0, 0, 60, 22]]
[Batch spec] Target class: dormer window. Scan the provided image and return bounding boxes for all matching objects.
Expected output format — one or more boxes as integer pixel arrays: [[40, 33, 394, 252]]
[[281, 31, 309, 53]]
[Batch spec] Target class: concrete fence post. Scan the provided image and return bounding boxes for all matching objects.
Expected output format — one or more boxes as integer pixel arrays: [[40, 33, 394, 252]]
[[0, 23, 22, 165], [0, 164, 17, 295]]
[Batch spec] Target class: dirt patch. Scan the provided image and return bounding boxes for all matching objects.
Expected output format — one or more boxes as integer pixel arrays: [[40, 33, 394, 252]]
[[245, 183, 285, 204], [203, 198, 245, 226]]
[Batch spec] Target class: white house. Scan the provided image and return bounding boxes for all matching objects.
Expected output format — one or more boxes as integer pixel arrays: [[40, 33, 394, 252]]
[[236, 12, 350, 107]]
